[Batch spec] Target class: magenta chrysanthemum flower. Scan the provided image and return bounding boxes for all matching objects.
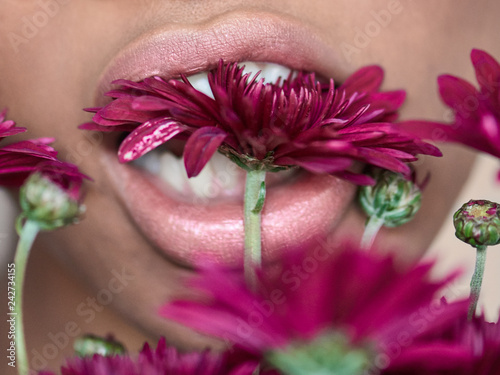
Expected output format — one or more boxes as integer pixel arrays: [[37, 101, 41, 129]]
[[0, 109, 87, 193], [382, 309, 500, 374], [39, 338, 260, 375], [160, 245, 469, 374], [82, 61, 440, 184], [401, 49, 500, 162]]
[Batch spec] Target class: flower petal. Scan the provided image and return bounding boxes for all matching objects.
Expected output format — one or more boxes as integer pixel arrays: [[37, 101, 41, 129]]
[[341, 65, 384, 94], [471, 49, 500, 95], [184, 127, 227, 178], [118, 117, 186, 162], [276, 156, 353, 174], [438, 75, 480, 120]]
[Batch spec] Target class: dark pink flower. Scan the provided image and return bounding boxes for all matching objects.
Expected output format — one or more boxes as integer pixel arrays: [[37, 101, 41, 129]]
[[40, 338, 259, 375], [383, 309, 500, 374], [401, 49, 500, 162], [0, 109, 88, 193], [83, 61, 440, 184], [160, 244, 469, 373]]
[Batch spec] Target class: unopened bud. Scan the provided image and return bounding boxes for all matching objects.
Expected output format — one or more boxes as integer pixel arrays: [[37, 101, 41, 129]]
[[453, 199, 500, 248], [19, 172, 84, 230], [358, 168, 422, 227]]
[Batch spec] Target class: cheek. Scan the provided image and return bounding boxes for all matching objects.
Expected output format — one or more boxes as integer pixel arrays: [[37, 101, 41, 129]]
[[0, 2, 140, 140], [0, 5, 88, 142]]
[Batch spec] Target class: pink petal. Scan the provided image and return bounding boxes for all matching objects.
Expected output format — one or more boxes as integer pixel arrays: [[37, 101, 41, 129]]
[[131, 96, 175, 111], [399, 120, 497, 157], [1, 140, 58, 158], [480, 112, 500, 155], [335, 171, 375, 185], [98, 97, 156, 123], [438, 75, 479, 119], [358, 147, 411, 175], [118, 118, 185, 162], [390, 343, 472, 371], [341, 65, 384, 94], [183, 127, 227, 178], [92, 111, 134, 126], [398, 120, 464, 143], [276, 156, 353, 174], [471, 49, 500, 94], [0, 124, 24, 139]]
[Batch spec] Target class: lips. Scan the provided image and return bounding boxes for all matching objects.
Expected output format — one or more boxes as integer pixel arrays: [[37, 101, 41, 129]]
[[94, 11, 352, 104], [95, 11, 358, 267]]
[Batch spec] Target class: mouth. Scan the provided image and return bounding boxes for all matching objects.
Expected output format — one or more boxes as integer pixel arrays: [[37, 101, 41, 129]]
[[96, 12, 358, 267]]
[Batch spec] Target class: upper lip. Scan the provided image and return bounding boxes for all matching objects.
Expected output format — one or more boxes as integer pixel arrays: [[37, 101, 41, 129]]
[[94, 10, 351, 105], [95, 10, 358, 267]]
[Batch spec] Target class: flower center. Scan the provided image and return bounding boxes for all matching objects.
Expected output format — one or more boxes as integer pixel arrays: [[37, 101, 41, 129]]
[[265, 332, 375, 375], [462, 200, 500, 221], [469, 205, 490, 218]]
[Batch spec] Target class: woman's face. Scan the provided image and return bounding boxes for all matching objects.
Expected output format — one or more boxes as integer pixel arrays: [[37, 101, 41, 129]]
[[1, 0, 499, 357]]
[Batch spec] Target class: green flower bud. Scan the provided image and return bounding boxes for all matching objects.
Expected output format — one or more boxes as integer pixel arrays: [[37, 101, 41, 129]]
[[358, 168, 422, 228], [453, 199, 500, 248], [74, 334, 126, 357], [266, 332, 374, 375], [19, 172, 84, 231]]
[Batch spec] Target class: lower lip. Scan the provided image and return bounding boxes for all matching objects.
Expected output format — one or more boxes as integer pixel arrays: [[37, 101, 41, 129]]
[[101, 148, 357, 267]]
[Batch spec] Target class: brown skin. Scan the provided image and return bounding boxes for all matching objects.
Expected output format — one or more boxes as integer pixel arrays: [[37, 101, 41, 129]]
[[1, 1, 498, 373]]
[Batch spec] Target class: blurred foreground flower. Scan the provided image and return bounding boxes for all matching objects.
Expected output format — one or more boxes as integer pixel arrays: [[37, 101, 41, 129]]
[[83, 61, 440, 184], [382, 310, 500, 375], [161, 244, 472, 375], [401, 49, 500, 165], [40, 338, 259, 375]]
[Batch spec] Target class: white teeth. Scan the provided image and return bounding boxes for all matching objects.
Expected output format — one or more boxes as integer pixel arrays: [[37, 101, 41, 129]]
[[185, 72, 214, 98], [132, 151, 161, 174], [240, 62, 292, 84], [133, 149, 246, 200], [158, 152, 187, 193], [186, 61, 292, 99]]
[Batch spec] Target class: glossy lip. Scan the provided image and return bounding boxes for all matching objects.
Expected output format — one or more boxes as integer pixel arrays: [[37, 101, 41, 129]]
[[96, 11, 358, 267], [94, 10, 351, 104]]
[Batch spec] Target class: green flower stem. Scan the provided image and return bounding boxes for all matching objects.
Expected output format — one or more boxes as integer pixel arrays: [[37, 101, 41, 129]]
[[244, 169, 266, 287], [468, 245, 487, 320], [360, 215, 385, 250], [14, 219, 40, 375]]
